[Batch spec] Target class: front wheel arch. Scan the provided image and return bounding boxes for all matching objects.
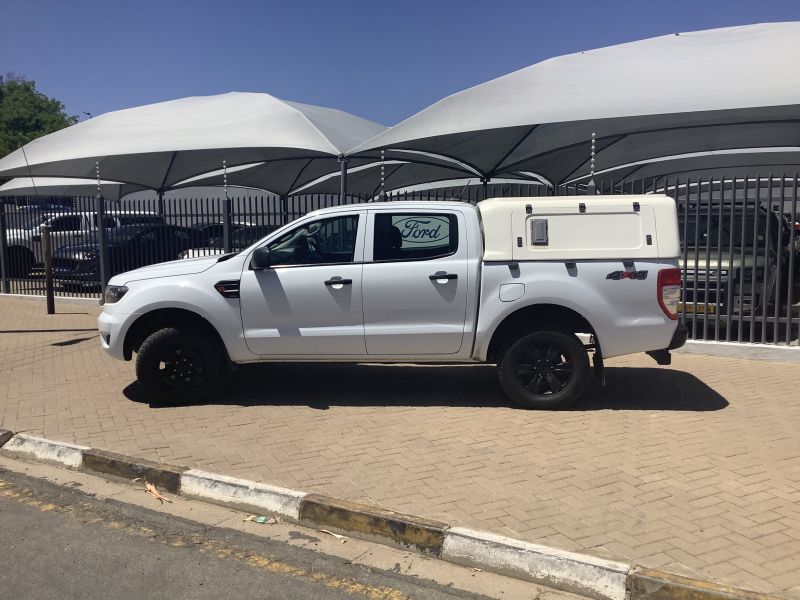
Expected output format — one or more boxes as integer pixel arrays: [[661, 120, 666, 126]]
[[123, 308, 229, 362]]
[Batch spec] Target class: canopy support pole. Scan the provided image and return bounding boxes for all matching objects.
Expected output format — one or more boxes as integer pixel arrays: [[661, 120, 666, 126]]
[[222, 160, 232, 253], [481, 177, 489, 200], [339, 156, 348, 203], [95, 162, 110, 299], [157, 190, 164, 215]]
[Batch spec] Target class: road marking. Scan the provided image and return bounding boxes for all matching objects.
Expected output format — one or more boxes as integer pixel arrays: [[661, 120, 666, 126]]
[[0, 477, 408, 600]]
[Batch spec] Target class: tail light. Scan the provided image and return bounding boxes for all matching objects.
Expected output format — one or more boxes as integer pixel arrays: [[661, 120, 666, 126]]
[[658, 268, 681, 320]]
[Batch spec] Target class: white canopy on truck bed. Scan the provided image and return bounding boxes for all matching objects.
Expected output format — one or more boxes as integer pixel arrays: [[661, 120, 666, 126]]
[[478, 195, 680, 261]]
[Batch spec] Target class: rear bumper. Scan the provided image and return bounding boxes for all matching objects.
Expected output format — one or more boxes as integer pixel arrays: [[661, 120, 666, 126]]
[[668, 322, 688, 350]]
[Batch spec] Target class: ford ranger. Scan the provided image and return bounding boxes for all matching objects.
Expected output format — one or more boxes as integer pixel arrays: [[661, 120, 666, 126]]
[[98, 196, 687, 409]]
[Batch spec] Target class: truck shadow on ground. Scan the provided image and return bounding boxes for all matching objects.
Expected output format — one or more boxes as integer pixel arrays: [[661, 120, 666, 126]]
[[124, 363, 729, 411]]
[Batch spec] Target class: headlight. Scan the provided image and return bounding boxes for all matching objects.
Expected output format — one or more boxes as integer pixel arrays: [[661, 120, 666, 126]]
[[103, 285, 128, 304]]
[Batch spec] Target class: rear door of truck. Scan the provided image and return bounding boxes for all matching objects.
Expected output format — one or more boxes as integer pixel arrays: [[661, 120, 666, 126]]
[[361, 208, 470, 355]]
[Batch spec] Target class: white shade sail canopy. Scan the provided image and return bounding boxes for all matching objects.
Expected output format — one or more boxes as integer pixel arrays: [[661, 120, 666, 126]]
[[349, 23, 800, 185], [0, 92, 386, 195], [0, 177, 144, 201], [289, 160, 543, 196]]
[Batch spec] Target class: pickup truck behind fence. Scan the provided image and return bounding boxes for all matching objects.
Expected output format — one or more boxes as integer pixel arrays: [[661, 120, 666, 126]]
[[98, 196, 687, 409]]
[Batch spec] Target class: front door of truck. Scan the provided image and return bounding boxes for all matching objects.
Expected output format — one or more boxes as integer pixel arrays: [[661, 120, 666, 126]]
[[240, 213, 366, 356], [361, 209, 469, 355]]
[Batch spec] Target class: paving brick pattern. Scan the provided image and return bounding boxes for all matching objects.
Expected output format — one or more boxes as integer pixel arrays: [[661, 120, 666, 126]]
[[1, 296, 799, 596]]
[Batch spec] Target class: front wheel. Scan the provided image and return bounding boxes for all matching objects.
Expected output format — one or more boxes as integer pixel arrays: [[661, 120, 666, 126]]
[[135, 327, 225, 404], [498, 330, 590, 409]]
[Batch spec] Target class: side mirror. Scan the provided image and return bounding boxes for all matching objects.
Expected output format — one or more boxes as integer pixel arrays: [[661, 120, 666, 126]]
[[250, 247, 271, 270]]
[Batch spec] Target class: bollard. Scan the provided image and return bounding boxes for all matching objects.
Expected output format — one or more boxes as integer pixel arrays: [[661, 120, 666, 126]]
[[41, 225, 55, 314]]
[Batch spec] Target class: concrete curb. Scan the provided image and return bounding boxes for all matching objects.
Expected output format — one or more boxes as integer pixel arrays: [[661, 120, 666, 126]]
[[0, 428, 13, 448], [676, 340, 800, 363], [442, 527, 629, 600], [1, 433, 89, 468], [82, 448, 185, 493], [629, 567, 776, 600], [300, 494, 447, 555], [181, 469, 305, 520], [0, 430, 784, 600]]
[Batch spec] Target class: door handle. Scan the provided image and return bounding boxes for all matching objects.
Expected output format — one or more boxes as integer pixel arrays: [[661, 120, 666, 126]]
[[429, 273, 458, 281], [324, 277, 352, 286]]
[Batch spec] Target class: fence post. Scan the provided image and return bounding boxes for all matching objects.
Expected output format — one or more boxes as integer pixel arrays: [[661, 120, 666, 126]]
[[222, 195, 233, 253], [0, 203, 9, 294], [41, 225, 55, 314], [280, 194, 289, 225], [95, 194, 110, 301]]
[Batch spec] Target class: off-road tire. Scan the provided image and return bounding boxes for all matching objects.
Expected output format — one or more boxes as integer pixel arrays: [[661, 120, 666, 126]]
[[498, 330, 591, 409], [136, 327, 225, 404]]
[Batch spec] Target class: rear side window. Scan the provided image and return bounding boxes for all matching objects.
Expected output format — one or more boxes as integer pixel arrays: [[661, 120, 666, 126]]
[[373, 213, 458, 261]]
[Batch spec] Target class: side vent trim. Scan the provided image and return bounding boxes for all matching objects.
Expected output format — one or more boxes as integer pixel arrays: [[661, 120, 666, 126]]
[[214, 280, 240, 299]]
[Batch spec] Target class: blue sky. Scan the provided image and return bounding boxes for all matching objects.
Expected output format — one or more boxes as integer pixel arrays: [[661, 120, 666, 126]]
[[3, 0, 799, 126]]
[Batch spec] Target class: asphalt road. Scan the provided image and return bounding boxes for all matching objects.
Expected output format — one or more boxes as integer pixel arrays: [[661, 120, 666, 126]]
[[0, 468, 489, 600]]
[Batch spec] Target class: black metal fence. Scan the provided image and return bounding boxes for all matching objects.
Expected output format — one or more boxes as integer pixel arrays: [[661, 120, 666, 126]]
[[1, 174, 798, 345]]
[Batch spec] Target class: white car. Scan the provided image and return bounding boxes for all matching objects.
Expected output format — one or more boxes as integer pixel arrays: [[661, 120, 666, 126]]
[[5, 210, 162, 276], [98, 196, 686, 409]]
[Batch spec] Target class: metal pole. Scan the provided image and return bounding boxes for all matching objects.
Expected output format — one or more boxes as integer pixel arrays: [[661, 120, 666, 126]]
[[42, 225, 55, 314], [222, 196, 233, 253], [95, 193, 109, 300], [0, 203, 9, 294], [157, 190, 165, 215], [339, 156, 348, 203]]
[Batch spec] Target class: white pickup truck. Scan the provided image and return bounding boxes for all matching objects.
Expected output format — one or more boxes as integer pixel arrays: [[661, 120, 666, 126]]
[[98, 196, 687, 409]]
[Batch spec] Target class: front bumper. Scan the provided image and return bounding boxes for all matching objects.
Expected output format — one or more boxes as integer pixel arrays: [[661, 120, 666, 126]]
[[97, 308, 133, 361]]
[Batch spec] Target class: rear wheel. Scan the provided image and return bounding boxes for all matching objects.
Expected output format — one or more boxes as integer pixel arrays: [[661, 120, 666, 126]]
[[498, 330, 590, 409], [136, 327, 225, 404]]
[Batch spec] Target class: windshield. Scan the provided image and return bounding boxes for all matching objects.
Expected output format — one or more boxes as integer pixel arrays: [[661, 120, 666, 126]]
[[107, 224, 155, 242]]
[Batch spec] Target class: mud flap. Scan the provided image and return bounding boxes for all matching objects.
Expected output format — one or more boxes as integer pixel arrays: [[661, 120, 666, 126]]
[[592, 349, 606, 386], [646, 349, 672, 365]]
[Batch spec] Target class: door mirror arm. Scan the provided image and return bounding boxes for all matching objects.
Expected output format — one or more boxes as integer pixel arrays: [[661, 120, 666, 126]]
[[251, 247, 271, 270]]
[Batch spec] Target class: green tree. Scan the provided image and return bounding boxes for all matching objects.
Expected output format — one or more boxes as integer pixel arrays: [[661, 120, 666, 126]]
[[0, 73, 77, 159]]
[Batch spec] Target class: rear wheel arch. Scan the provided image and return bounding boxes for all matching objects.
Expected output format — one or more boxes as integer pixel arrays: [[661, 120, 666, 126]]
[[123, 307, 229, 362], [486, 303, 598, 363]]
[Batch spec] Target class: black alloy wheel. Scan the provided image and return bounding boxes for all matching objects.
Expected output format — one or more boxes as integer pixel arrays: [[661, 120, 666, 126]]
[[136, 327, 224, 404], [498, 330, 590, 409]]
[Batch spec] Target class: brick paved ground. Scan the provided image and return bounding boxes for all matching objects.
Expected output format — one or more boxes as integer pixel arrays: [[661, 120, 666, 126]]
[[1, 296, 799, 597]]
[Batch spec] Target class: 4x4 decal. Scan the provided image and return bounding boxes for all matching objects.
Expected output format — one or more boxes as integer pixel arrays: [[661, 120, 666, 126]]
[[606, 270, 648, 280]]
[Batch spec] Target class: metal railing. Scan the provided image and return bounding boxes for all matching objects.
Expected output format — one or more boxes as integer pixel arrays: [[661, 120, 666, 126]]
[[1, 174, 797, 344]]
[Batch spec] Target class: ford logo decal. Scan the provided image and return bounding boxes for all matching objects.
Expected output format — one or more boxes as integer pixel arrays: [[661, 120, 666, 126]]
[[394, 217, 450, 245]]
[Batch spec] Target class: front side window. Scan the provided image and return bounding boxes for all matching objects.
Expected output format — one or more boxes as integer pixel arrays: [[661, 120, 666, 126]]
[[373, 213, 458, 261], [267, 215, 359, 267]]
